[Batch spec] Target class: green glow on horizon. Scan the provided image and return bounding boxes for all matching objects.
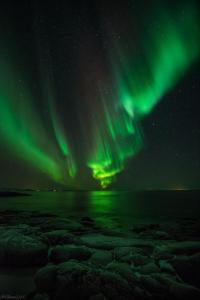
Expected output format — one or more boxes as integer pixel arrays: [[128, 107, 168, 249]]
[[87, 1, 200, 188], [87, 94, 143, 188]]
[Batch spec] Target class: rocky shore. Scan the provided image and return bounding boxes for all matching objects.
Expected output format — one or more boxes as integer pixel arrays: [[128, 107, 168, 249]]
[[0, 210, 200, 299]]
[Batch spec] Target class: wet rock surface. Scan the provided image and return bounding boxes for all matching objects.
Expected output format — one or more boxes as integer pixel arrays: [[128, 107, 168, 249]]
[[0, 210, 199, 299], [0, 227, 48, 267], [50, 244, 93, 263]]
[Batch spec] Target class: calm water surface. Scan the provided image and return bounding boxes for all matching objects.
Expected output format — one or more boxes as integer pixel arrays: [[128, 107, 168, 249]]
[[0, 190, 199, 227]]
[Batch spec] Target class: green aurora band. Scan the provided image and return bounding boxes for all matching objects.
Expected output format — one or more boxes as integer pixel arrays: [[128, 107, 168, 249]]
[[87, 1, 200, 188], [50, 103, 77, 179], [0, 44, 75, 184], [0, 59, 63, 183], [38, 59, 77, 179], [34, 14, 77, 180]]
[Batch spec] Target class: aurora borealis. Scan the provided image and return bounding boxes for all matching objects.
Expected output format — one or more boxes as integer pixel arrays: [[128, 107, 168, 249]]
[[0, 0, 199, 189], [87, 1, 200, 187]]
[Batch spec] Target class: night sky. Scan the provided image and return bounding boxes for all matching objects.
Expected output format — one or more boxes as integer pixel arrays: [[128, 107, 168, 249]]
[[0, 0, 199, 190]]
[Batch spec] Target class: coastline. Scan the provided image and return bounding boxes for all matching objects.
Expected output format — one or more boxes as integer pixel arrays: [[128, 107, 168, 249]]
[[0, 209, 199, 299]]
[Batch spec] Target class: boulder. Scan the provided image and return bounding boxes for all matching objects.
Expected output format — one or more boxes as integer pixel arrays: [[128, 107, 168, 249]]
[[100, 270, 132, 299], [0, 229, 48, 266], [50, 244, 92, 263], [55, 261, 133, 299], [53, 261, 134, 299], [171, 253, 200, 287], [139, 274, 167, 294], [160, 276, 200, 300], [132, 223, 160, 234], [154, 231, 171, 240], [80, 217, 95, 227], [169, 281, 200, 300], [113, 246, 148, 261], [106, 262, 136, 286], [41, 218, 83, 232], [113, 246, 133, 260], [58, 260, 90, 275], [151, 272, 200, 299], [154, 247, 175, 260], [158, 260, 176, 274], [122, 253, 149, 266], [89, 250, 113, 267], [43, 230, 75, 245], [80, 234, 153, 250], [100, 228, 126, 237], [54, 261, 96, 299], [139, 262, 161, 274], [154, 241, 200, 258], [35, 264, 58, 292]]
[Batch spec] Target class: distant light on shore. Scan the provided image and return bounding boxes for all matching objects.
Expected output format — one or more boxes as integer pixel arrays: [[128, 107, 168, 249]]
[[172, 187, 189, 191]]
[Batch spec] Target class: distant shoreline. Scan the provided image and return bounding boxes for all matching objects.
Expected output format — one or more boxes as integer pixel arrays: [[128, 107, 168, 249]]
[[0, 191, 30, 197]]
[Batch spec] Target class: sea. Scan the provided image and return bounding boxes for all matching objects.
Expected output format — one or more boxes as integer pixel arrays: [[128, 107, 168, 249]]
[[0, 190, 200, 228]]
